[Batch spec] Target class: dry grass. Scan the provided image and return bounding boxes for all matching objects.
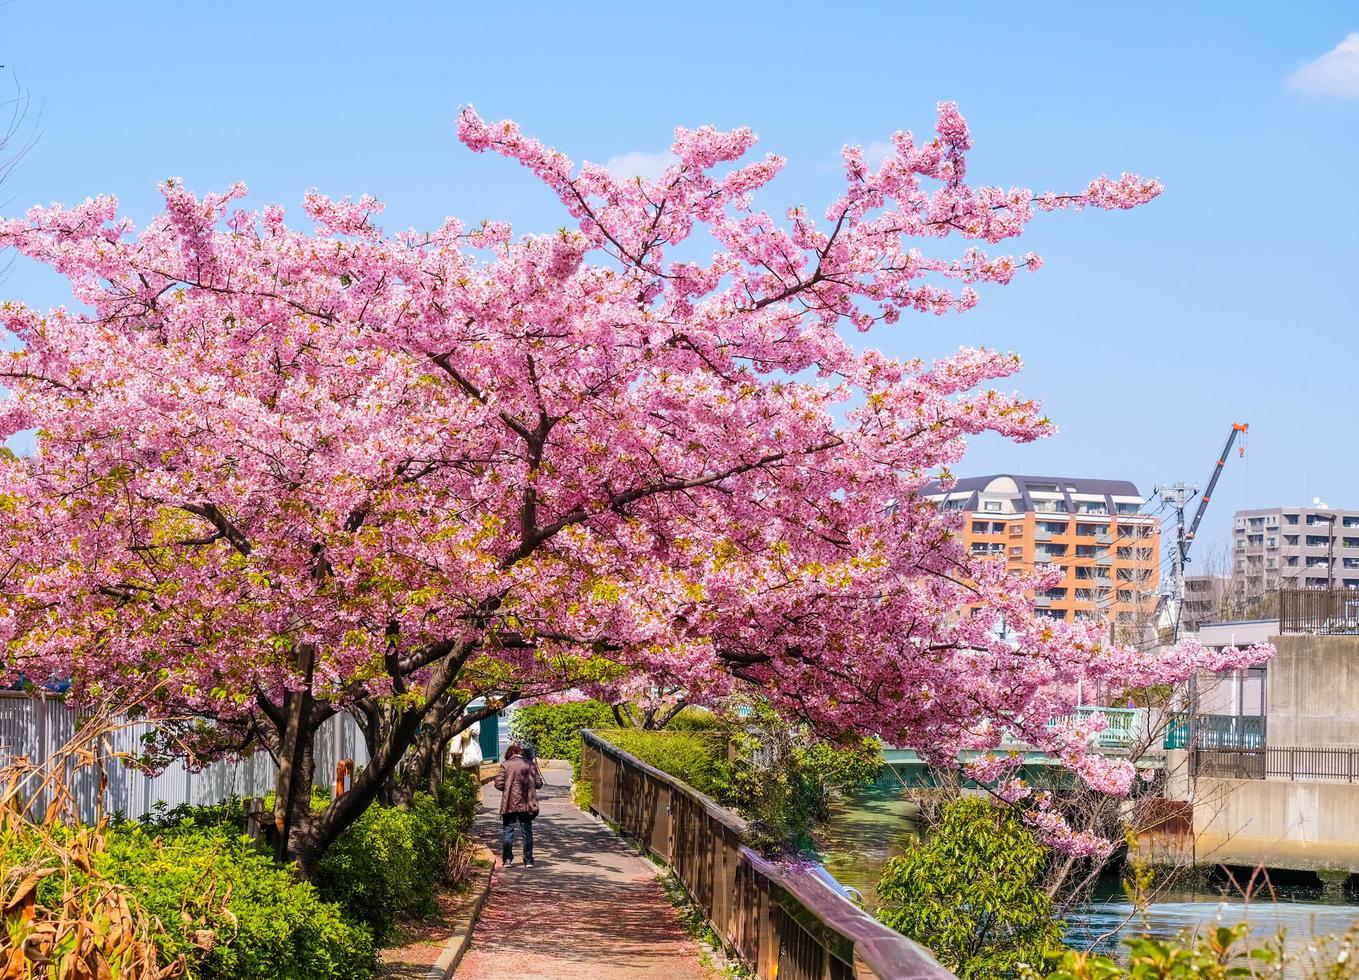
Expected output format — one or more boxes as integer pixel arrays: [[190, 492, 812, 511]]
[[0, 709, 214, 979]]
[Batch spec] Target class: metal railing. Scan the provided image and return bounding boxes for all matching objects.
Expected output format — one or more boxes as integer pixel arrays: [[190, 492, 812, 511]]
[[1190, 745, 1359, 782], [1162, 713, 1266, 750], [581, 730, 952, 980], [0, 691, 368, 823], [1046, 706, 1141, 749], [1280, 588, 1359, 634]]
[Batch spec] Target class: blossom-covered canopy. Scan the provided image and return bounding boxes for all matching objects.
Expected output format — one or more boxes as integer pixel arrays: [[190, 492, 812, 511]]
[[0, 104, 1268, 852]]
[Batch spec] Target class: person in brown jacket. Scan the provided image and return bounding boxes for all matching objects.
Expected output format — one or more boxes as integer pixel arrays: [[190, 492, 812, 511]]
[[494, 743, 544, 867]]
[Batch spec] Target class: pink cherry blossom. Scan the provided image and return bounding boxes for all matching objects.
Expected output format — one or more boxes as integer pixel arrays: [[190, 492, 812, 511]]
[[0, 104, 1268, 862]]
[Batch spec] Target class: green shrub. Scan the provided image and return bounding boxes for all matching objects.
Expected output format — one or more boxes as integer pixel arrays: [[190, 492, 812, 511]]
[[94, 822, 374, 980], [720, 719, 882, 856], [439, 765, 481, 835], [313, 793, 459, 944], [664, 707, 725, 731], [510, 700, 617, 764], [1027, 922, 1297, 979], [877, 796, 1062, 979], [599, 729, 730, 797]]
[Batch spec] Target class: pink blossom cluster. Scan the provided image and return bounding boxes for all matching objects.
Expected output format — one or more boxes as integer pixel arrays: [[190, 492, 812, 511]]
[[0, 104, 1269, 825]]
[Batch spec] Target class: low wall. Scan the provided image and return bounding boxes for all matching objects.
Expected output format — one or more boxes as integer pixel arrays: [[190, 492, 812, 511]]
[[581, 730, 952, 980], [1192, 776, 1359, 873], [1268, 634, 1359, 748]]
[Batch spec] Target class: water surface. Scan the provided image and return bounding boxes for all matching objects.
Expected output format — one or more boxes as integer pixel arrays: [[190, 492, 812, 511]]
[[818, 770, 1359, 969]]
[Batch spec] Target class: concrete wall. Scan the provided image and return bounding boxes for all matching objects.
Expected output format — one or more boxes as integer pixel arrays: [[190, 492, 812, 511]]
[[1267, 634, 1359, 747], [1191, 775, 1359, 873]]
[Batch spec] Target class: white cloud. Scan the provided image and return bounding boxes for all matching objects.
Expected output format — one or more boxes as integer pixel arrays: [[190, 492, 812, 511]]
[[602, 150, 677, 182], [1288, 33, 1359, 99]]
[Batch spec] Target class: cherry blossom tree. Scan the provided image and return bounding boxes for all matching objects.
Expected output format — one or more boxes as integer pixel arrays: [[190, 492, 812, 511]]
[[0, 103, 1269, 869]]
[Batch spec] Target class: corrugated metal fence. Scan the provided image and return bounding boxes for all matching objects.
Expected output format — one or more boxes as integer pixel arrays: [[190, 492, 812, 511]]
[[0, 691, 368, 823], [582, 729, 953, 980]]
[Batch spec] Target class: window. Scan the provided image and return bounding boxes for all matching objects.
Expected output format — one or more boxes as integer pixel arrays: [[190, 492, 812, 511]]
[[1076, 502, 1108, 515], [1284, 535, 1299, 546], [1345, 558, 1359, 570], [1345, 538, 1359, 549], [1267, 536, 1277, 547], [1076, 523, 1105, 536], [1286, 556, 1299, 566], [1044, 587, 1067, 599], [1037, 520, 1066, 534], [1036, 544, 1068, 557], [1345, 516, 1359, 528], [1009, 547, 1023, 557], [942, 499, 966, 510], [1076, 545, 1105, 558], [1285, 514, 1300, 525], [1010, 525, 1024, 536], [972, 521, 989, 534], [971, 543, 1004, 555], [1308, 514, 1335, 526], [983, 500, 1002, 512], [1115, 502, 1141, 514], [1307, 556, 1329, 567], [1307, 535, 1330, 547], [1037, 608, 1065, 619]]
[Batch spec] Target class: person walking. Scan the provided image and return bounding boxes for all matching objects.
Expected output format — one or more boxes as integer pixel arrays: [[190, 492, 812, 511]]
[[493, 742, 543, 867]]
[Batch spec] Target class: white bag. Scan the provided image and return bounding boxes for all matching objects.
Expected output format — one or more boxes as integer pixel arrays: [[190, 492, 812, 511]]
[[459, 723, 483, 769]]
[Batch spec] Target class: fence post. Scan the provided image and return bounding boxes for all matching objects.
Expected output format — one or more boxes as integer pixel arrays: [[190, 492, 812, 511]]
[[1289, 747, 1296, 781]]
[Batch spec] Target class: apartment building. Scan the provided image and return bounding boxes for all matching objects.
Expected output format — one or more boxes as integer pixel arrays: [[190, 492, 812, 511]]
[[1232, 506, 1359, 607], [926, 474, 1161, 628], [1183, 574, 1231, 632]]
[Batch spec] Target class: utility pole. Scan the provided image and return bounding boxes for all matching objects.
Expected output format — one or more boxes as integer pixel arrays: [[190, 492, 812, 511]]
[[1156, 482, 1198, 639]]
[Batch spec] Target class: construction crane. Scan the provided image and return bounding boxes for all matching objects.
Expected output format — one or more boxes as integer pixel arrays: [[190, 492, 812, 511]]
[[1155, 422, 1249, 640]]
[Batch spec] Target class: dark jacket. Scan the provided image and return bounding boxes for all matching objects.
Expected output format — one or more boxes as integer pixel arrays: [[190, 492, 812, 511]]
[[494, 756, 544, 815]]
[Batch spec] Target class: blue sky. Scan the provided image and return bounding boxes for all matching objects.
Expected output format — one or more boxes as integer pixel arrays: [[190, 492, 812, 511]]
[[2, 1, 1357, 554]]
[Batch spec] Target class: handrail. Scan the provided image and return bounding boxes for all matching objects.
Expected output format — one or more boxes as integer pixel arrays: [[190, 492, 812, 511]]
[[581, 729, 953, 980]]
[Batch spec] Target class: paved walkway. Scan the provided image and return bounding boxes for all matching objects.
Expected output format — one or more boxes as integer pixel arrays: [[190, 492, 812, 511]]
[[456, 764, 715, 979]]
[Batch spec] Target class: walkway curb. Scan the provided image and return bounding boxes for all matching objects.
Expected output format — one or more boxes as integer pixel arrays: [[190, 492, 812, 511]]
[[424, 843, 495, 980]]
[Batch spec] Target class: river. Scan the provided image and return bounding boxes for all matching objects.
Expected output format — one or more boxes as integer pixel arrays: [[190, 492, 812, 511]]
[[817, 770, 1359, 964]]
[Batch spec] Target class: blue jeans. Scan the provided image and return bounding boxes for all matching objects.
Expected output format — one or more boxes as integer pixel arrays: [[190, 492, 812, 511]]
[[502, 812, 534, 863]]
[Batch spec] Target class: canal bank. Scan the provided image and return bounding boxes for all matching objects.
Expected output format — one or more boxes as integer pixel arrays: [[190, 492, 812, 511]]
[[817, 769, 1359, 962]]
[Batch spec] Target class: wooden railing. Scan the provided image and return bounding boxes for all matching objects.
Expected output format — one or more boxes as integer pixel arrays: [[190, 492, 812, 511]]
[[581, 730, 953, 980]]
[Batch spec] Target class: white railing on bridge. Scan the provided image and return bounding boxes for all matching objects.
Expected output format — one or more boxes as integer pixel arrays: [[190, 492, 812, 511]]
[[1044, 706, 1143, 749], [0, 691, 368, 824]]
